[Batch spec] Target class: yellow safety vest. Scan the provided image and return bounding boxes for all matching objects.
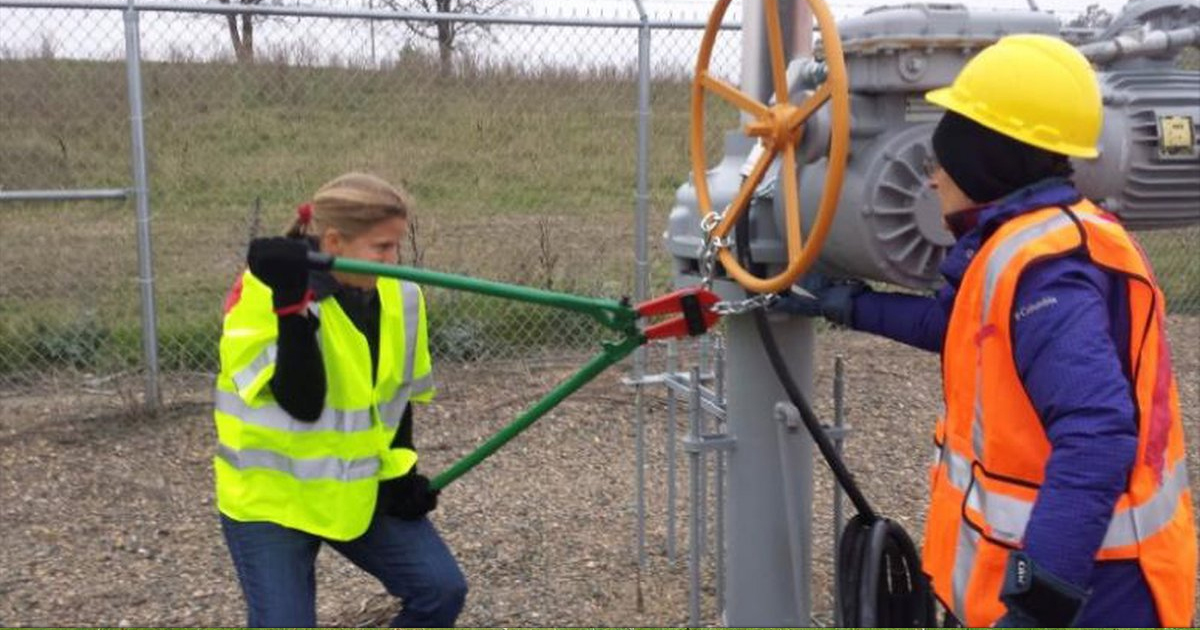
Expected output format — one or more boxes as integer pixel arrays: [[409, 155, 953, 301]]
[[213, 271, 435, 541]]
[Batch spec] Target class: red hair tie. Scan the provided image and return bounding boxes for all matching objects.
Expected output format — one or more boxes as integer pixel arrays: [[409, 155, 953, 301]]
[[296, 202, 314, 225]]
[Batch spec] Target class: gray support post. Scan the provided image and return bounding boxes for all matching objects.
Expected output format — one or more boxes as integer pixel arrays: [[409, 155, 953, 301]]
[[124, 0, 160, 410], [723, 313, 814, 626], [721, 0, 815, 625], [631, 0, 650, 572]]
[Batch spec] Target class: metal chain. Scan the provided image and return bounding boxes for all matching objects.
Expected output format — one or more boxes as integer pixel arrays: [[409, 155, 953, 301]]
[[713, 292, 778, 316]]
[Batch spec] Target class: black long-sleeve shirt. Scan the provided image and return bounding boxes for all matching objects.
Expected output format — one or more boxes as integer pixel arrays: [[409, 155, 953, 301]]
[[269, 267, 414, 450]]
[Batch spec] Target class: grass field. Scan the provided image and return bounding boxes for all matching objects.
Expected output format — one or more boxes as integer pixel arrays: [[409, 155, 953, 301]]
[[1, 53, 1197, 377], [0, 53, 732, 374]]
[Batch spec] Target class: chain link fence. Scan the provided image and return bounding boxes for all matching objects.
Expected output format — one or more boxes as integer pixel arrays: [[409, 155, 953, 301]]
[[0, 2, 738, 394], [0, 1, 1196, 398]]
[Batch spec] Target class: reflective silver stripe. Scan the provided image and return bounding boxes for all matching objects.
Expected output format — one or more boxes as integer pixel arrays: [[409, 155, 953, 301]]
[[232, 345, 277, 392], [972, 381, 985, 460], [982, 211, 1078, 316], [957, 458, 1189, 550], [965, 478, 1029, 545], [216, 443, 379, 481], [1101, 459, 1189, 548], [943, 447, 973, 492], [408, 373, 434, 396], [214, 389, 374, 433], [400, 281, 421, 385], [973, 210, 1080, 461], [951, 523, 980, 619], [378, 386, 412, 431], [371, 282, 428, 430]]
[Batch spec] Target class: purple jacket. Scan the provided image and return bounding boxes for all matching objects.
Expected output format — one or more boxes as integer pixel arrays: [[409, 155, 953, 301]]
[[852, 179, 1157, 626]]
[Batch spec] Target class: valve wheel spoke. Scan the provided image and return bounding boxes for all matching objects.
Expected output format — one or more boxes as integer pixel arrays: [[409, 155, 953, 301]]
[[691, 0, 850, 294], [699, 72, 771, 120]]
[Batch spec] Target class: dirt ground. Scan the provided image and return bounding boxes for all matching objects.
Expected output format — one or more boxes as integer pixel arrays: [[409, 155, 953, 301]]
[[1, 317, 1197, 627]]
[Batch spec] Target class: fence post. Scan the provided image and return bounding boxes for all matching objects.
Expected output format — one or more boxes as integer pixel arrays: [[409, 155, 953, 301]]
[[123, 0, 161, 410], [631, 0, 651, 572]]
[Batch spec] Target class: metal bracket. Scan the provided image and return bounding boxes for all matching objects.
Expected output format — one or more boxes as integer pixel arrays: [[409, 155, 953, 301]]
[[621, 371, 716, 387], [774, 401, 851, 440], [682, 432, 737, 453]]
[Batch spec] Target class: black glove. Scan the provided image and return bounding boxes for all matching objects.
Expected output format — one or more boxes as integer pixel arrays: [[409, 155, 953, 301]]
[[378, 472, 439, 521], [995, 551, 1089, 627], [247, 237, 311, 311], [773, 275, 869, 327]]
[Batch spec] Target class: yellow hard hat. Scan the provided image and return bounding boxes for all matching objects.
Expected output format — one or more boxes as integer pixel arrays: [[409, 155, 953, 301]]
[[926, 34, 1102, 158]]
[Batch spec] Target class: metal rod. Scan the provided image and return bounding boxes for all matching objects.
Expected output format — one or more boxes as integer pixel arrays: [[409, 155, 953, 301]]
[[368, 0, 376, 67], [319, 255, 635, 332], [635, 376, 647, 568], [0, 189, 129, 203], [124, 0, 160, 410], [775, 402, 810, 626], [833, 355, 846, 627], [714, 335, 726, 613], [431, 335, 644, 490], [666, 339, 679, 562], [687, 365, 703, 627], [3, 0, 738, 30], [632, 0, 650, 574]]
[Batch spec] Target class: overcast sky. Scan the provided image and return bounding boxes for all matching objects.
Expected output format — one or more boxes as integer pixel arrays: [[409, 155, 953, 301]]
[[518, 0, 1126, 20], [1, 0, 1132, 71]]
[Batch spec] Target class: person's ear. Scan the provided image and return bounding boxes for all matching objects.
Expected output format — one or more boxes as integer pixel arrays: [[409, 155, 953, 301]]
[[321, 228, 344, 256]]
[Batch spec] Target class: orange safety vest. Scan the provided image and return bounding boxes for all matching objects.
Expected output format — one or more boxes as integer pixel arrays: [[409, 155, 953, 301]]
[[923, 200, 1195, 627]]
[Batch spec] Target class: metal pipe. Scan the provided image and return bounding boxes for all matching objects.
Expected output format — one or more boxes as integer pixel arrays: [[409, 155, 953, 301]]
[[667, 339, 679, 562], [634, 369, 648, 568], [1078, 25, 1200, 64], [124, 0, 160, 410], [687, 365, 704, 627], [632, 0, 651, 572], [775, 400, 813, 626], [714, 335, 726, 614], [0, 189, 129, 203], [832, 355, 846, 627], [710, 333, 720, 614], [3, 0, 738, 30]]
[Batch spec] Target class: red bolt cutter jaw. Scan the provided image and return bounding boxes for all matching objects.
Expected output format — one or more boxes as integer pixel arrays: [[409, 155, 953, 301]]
[[635, 286, 722, 340]]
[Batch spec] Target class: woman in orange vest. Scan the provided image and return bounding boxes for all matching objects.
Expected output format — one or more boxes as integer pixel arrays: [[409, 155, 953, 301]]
[[780, 35, 1195, 627]]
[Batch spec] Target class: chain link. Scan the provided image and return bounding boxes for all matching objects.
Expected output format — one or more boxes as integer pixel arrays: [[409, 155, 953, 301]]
[[698, 208, 729, 288], [712, 292, 778, 316]]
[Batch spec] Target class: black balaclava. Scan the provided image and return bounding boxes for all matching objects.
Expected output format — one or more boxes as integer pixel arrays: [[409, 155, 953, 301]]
[[931, 110, 1073, 205]]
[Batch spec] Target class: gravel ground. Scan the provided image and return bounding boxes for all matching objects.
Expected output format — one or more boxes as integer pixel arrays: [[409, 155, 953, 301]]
[[1, 316, 1197, 627]]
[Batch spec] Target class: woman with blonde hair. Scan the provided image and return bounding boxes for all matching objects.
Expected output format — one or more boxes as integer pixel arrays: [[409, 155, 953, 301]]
[[214, 172, 466, 627]]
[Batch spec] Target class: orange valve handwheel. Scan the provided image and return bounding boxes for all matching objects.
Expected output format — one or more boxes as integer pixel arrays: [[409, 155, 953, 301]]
[[691, 0, 851, 294]]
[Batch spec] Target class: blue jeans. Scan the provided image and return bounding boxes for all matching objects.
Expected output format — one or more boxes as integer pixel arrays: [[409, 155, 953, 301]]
[[221, 513, 467, 627]]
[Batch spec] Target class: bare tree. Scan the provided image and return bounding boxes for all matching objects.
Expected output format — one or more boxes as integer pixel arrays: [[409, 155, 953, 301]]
[[1067, 3, 1115, 29], [217, 0, 264, 63], [385, 0, 517, 76]]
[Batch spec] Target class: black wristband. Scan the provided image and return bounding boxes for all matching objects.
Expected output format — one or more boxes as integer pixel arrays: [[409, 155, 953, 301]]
[[1000, 552, 1088, 627]]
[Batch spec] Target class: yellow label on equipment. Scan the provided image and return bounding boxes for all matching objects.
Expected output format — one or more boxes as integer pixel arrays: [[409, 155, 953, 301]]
[[1158, 115, 1196, 157]]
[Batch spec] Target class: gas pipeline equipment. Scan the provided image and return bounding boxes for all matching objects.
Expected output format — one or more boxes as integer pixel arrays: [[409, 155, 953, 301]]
[[670, 1, 1200, 291], [667, 0, 1199, 626]]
